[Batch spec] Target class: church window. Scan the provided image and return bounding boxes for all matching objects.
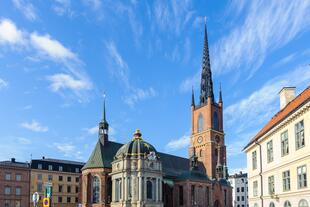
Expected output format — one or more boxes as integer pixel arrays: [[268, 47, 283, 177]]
[[179, 186, 183, 205], [115, 179, 122, 201], [147, 180, 153, 199], [92, 176, 100, 203], [199, 149, 203, 157], [198, 114, 204, 133], [191, 185, 195, 205], [213, 112, 219, 130]]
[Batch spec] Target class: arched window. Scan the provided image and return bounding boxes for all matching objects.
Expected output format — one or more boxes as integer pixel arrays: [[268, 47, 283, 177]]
[[199, 149, 203, 157], [299, 200, 309, 207], [284, 201, 292, 207], [92, 176, 100, 203], [213, 112, 219, 130], [269, 202, 275, 207], [198, 114, 203, 133], [115, 179, 122, 201], [147, 180, 153, 199]]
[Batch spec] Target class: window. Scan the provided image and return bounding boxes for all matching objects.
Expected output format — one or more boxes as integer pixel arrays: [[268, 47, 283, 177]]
[[59, 185, 63, 193], [281, 130, 289, 156], [59, 176, 63, 181], [295, 120, 305, 149], [67, 176, 71, 182], [242, 196, 244, 201], [67, 197, 71, 203], [37, 183, 42, 192], [267, 140, 273, 163], [282, 170, 290, 191], [268, 176, 275, 194], [37, 174, 42, 181], [224, 189, 227, 206], [15, 187, 21, 195], [76, 186, 79, 193], [205, 186, 209, 205], [269, 202, 275, 207], [59, 166, 63, 171], [254, 203, 258, 207], [284, 201, 292, 207], [38, 163, 42, 169], [115, 179, 122, 202], [76, 177, 79, 183], [237, 187, 240, 192], [92, 176, 100, 203], [253, 181, 258, 197], [67, 186, 71, 193], [198, 114, 203, 133], [191, 185, 195, 205], [75, 168, 79, 173], [237, 196, 240, 201], [4, 200, 9, 207], [58, 196, 62, 203], [297, 165, 307, 188], [147, 180, 153, 199], [5, 173, 11, 180], [15, 201, 20, 207], [199, 149, 203, 157], [252, 151, 257, 170], [48, 165, 53, 171], [15, 174, 21, 181], [299, 199, 309, 207], [213, 112, 219, 130], [75, 197, 78, 203], [5, 187, 11, 195], [48, 175, 53, 181]]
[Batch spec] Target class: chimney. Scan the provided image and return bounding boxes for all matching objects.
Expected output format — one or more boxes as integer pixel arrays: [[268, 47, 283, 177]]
[[279, 87, 296, 110], [11, 158, 15, 163]]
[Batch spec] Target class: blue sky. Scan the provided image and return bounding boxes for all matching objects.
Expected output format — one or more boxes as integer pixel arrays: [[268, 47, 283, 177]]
[[0, 0, 310, 174]]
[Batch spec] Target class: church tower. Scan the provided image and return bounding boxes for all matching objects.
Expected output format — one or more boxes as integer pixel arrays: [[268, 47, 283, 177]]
[[189, 21, 227, 180]]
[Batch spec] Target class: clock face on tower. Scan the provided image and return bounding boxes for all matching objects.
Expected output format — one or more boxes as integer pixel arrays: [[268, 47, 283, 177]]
[[197, 136, 203, 144]]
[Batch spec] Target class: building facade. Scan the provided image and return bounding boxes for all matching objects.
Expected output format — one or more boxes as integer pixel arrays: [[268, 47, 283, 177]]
[[228, 172, 248, 207], [244, 86, 310, 207], [0, 158, 30, 207], [30, 158, 84, 207]]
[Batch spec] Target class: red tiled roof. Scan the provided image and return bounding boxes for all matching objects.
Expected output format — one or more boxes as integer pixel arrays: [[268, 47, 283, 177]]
[[244, 86, 310, 150]]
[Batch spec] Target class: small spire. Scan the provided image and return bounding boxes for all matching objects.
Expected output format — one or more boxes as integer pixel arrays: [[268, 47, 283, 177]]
[[219, 82, 223, 103], [191, 86, 195, 107], [103, 93, 107, 122]]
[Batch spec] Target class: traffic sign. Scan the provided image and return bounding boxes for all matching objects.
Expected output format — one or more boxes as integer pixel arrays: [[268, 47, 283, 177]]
[[43, 198, 50, 207], [32, 192, 39, 203]]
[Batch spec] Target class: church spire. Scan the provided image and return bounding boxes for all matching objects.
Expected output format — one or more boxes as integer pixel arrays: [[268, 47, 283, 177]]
[[191, 86, 195, 107], [99, 94, 109, 145], [199, 18, 214, 105], [219, 82, 223, 104]]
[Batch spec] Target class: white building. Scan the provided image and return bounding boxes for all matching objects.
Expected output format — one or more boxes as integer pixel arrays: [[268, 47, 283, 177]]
[[229, 172, 248, 207], [244, 86, 310, 207]]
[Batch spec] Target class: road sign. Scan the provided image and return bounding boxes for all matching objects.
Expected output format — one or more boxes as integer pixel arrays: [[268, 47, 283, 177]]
[[32, 192, 39, 203], [43, 198, 50, 207]]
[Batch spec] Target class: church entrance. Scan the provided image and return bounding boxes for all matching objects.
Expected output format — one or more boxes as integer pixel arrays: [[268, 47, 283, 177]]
[[214, 200, 221, 207]]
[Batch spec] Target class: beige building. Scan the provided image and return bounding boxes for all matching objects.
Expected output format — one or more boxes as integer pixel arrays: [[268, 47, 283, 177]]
[[244, 86, 310, 207], [30, 157, 84, 207]]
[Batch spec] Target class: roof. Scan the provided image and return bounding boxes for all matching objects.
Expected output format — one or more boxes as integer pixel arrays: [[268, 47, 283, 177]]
[[82, 140, 122, 170], [32, 158, 85, 166], [229, 173, 247, 179], [0, 160, 30, 169], [244, 86, 310, 150]]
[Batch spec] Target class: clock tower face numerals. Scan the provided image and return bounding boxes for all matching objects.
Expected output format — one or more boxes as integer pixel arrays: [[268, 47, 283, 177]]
[[197, 136, 203, 144]]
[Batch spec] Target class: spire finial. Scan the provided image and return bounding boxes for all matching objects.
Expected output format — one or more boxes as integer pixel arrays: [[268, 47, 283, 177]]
[[103, 93, 106, 122], [219, 82, 223, 103], [191, 86, 195, 107], [133, 129, 142, 140]]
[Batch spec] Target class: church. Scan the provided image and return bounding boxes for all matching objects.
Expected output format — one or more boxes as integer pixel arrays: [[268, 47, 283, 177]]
[[80, 23, 232, 207]]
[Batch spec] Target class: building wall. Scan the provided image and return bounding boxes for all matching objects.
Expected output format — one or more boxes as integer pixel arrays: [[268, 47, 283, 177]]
[[229, 174, 248, 207], [0, 163, 30, 207], [30, 168, 81, 207], [246, 101, 310, 207]]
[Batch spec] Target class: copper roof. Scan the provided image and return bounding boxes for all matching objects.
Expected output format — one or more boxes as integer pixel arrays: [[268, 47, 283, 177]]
[[244, 86, 310, 150]]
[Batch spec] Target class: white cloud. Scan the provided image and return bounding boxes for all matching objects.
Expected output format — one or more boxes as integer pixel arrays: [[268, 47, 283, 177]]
[[0, 19, 25, 45], [85, 126, 98, 135], [229, 167, 248, 175], [124, 87, 157, 108], [52, 0, 75, 17], [165, 134, 189, 152], [47, 73, 91, 92], [21, 120, 48, 132], [83, 0, 102, 10], [212, 0, 310, 78], [17, 137, 31, 145], [0, 78, 8, 89], [53, 142, 82, 160], [30, 33, 75, 61], [12, 0, 37, 21]]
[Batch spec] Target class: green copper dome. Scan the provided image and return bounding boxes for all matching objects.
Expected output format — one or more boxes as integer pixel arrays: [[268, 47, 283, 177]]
[[115, 129, 157, 159]]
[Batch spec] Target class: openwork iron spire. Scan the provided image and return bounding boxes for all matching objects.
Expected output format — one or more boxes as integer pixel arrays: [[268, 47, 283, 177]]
[[191, 86, 195, 107], [99, 93, 109, 144], [199, 18, 214, 105]]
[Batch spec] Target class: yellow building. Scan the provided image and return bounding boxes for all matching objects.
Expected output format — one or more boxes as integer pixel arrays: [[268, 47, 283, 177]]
[[244, 86, 310, 207], [30, 157, 84, 207]]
